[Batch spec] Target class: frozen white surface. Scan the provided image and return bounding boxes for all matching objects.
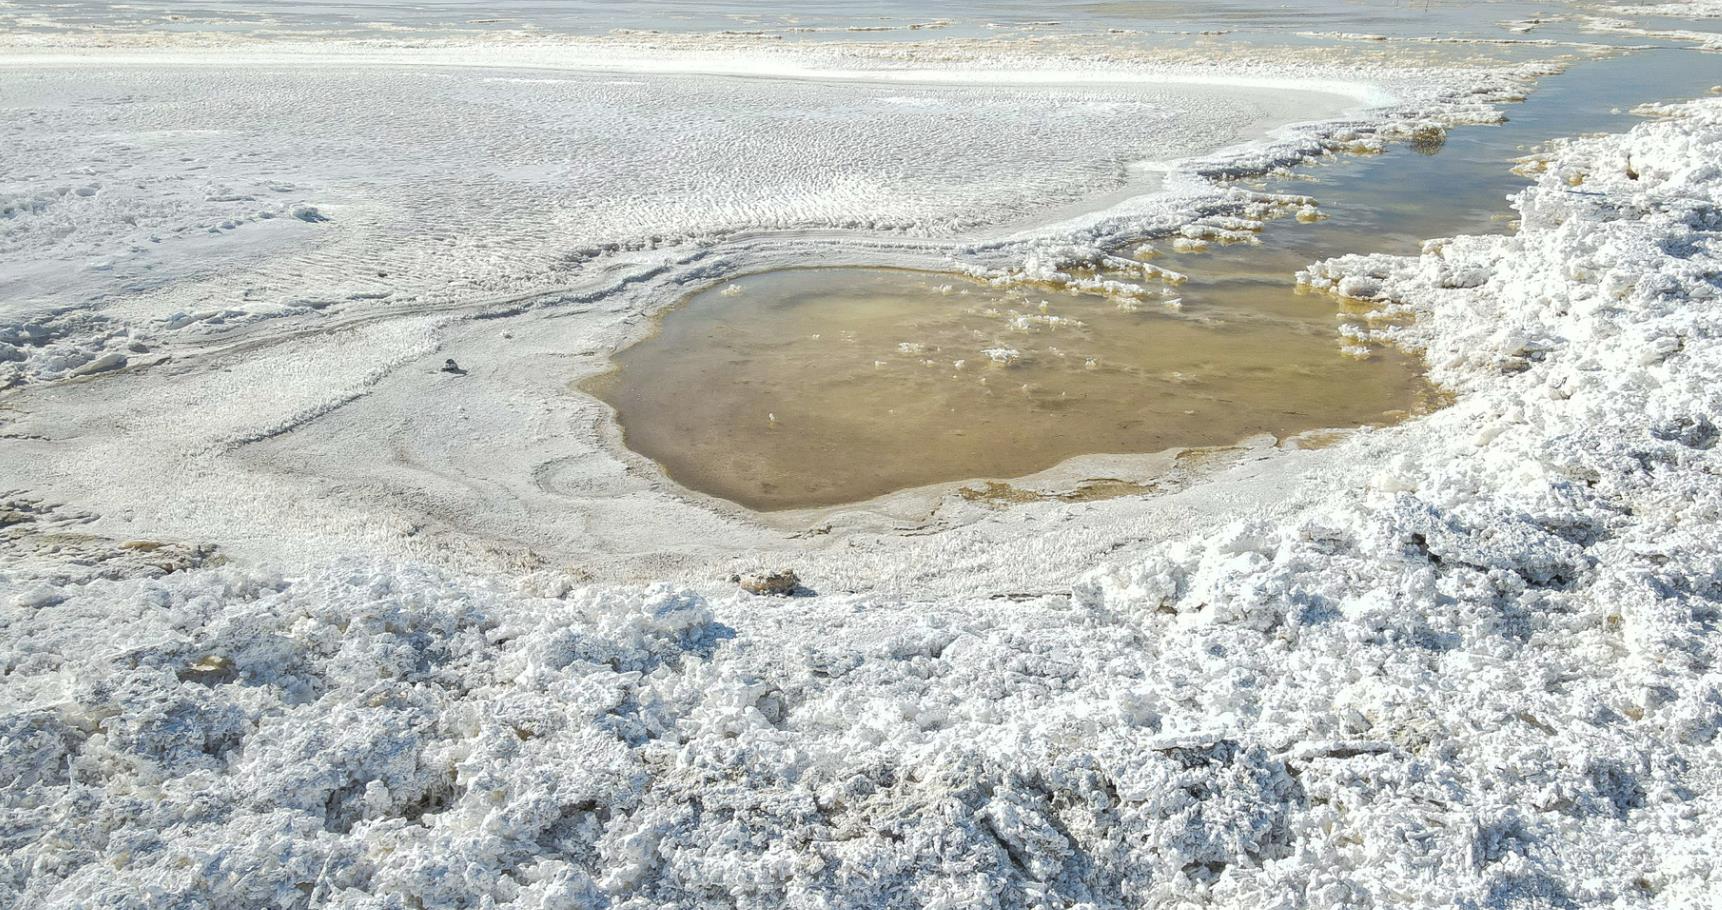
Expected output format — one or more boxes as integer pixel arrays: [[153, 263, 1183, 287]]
[[4, 10, 1722, 910]]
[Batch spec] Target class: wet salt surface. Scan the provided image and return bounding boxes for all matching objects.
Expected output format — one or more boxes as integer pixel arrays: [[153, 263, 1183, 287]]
[[1160, 45, 1722, 271], [0, 0, 1633, 42], [590, 268, 1435, 511], [5, 2, 1722, 905], [0, 63, 1320, 328], [589, 46, 1722, 513]]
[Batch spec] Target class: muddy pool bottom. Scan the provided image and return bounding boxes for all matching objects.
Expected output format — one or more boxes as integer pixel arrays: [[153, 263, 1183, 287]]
[[585, 267, 1438, 511]]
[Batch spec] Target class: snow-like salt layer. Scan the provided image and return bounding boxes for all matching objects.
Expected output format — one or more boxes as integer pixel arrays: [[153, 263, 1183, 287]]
[[0, 35, 1550, 577], [4, 6, 1722, 905], [1607, 0, 1722, 18], [1585, 0, 1722, 49], [0, 0, 1636, 43], [4, 82, 1722, 908], [0, 45, 1365, 388]]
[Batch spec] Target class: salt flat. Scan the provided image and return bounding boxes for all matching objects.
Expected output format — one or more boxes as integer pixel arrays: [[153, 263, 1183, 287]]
[[2, 3, 1721, 908], [0, 40, 1376, 574]]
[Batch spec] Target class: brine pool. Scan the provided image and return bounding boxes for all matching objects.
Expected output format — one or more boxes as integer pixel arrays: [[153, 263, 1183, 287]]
[[587, 269, 1436, 511], [588, 47, 1722, 513]]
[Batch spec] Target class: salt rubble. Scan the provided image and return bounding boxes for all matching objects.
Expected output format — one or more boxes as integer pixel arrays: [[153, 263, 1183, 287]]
[[4, 97, 1722, 909]]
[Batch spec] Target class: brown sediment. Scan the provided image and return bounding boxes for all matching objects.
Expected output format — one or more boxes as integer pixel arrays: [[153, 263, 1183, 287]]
[[584, 266, 1436, 511]]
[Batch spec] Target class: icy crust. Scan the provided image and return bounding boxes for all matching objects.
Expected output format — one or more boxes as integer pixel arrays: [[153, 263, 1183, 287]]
[[3, 550, 1703, 909], [0, 309, 137, 386], [5, 103, 1722, 909], [0, 559, 1339, 907], [0, 562, 721, 907], [1584, 0, 1722, 49]]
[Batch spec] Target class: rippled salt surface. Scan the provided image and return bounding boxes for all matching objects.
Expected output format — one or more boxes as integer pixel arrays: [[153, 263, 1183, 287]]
[[588, 48, 1722, 512], [6, 1, 1722, 905], [0, 64, 1333, 323], [0, 0, 1635, 41]]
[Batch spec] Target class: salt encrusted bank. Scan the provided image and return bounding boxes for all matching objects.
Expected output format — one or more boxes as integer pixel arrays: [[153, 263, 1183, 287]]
[[3, 94, 1721, 908], [6, 0, 1722, 905], [0, 34, 1574, 586]]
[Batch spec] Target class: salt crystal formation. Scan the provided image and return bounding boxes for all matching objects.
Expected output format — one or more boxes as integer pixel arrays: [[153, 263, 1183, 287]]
[[3, 96, 1721, 909], [5, 1, 1722, 903]]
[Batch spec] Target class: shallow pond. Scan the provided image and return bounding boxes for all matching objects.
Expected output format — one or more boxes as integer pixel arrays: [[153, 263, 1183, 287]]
[[588, 47, 1722, 512], [587, 267, 1435, 510]]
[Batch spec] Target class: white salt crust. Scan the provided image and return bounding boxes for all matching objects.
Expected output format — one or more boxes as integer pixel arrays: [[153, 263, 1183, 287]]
[[3, 93, 1721, 909]]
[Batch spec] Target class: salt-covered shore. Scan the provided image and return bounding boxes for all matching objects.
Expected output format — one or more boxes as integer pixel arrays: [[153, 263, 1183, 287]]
[[3, 78, 1721, 910], [5, 1, 1722, 905], [0, 35, 1566, 583]]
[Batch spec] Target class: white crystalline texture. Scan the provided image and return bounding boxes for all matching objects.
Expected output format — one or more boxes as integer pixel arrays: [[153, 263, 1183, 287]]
[[0, 310, 137, 387], [4, 96, 1722, 907], [1605, 0, 1722, 18], [0, 63, 1275, 389]]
